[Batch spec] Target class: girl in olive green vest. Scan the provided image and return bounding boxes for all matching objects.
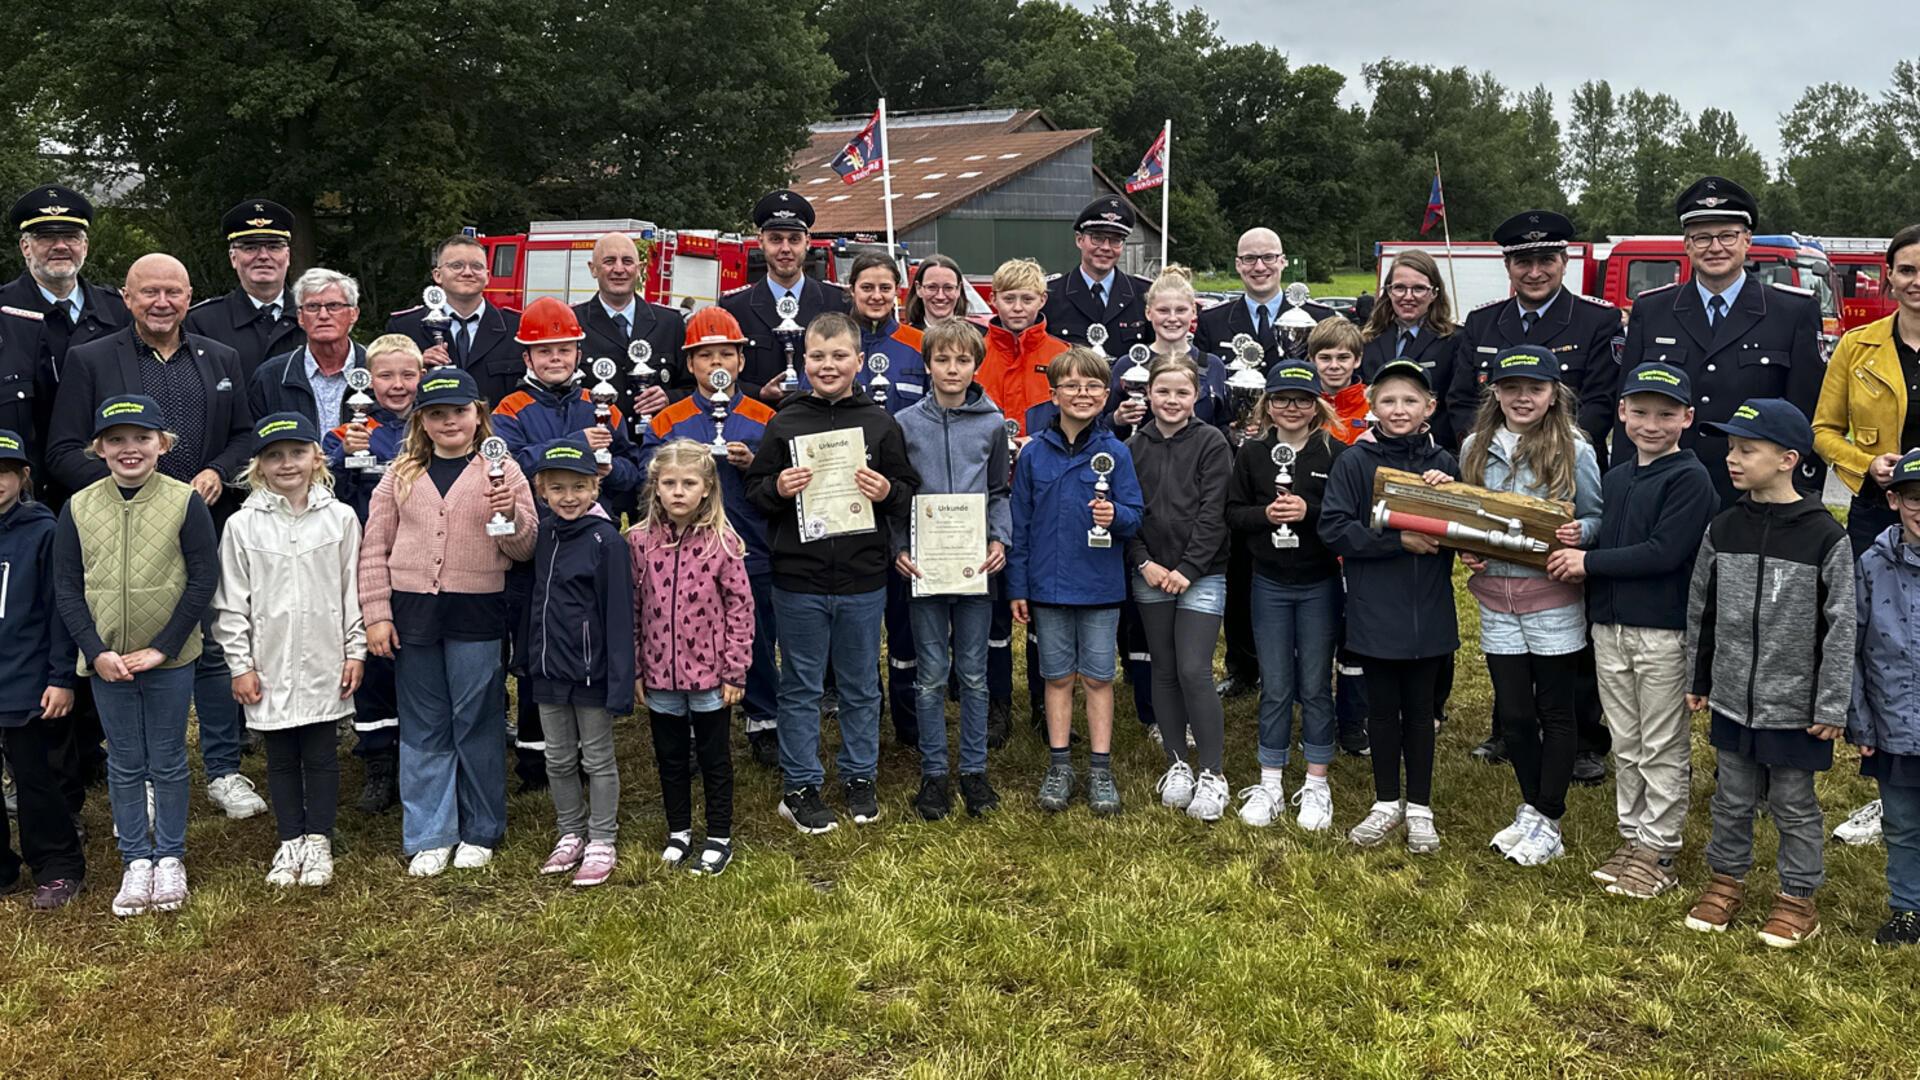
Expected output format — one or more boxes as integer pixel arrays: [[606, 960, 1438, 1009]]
[[52, 395, 218, 918]]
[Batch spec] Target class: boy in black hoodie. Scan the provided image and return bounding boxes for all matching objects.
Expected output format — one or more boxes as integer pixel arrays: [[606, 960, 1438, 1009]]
[[744, 312, 920, 834]]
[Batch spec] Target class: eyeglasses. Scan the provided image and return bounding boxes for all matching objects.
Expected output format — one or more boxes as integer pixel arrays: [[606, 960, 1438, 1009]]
[[1387, 284, 1434, 298], [1055, 381, 1106, 397], [1235, 253, 1284, 267], [919, 284, 959, 295], [438, 261, 488, 274], [299, 302, 354, 315], [1269, 396, 1318, 410], [1685, 230, 1747, 251], [1897, 491, 1920, 509]]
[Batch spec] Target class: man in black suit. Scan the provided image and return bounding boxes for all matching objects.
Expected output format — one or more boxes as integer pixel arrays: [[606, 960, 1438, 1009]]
[[720, 189, 849, 403], [1194, 227, 1336, 370], [1042, 195, 1151, 352], [183, 199, 305, 374], [48, 252, 268, 820], [386, 234, 523, 407], [573, 230, 679, 418]]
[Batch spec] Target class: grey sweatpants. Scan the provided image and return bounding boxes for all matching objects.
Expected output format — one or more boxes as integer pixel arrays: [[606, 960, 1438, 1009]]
[[1138, 602, 1225, 773], [1705, 745, 1824, 897], [539, 703, 620, 842]]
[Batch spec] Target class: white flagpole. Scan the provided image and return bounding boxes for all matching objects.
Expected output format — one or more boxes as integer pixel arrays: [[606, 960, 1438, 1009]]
[[1435, 152, 1460, 310], [1159, 118, 1171, 271], [879, 98, 897, 258]]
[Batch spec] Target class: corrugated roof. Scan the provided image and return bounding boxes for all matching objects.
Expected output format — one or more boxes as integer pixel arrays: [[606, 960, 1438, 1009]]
[[793, 113, 1099, 234]]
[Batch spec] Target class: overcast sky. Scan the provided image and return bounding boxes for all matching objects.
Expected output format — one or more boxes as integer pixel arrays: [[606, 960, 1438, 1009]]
[[1120, 1, 1920, 166]]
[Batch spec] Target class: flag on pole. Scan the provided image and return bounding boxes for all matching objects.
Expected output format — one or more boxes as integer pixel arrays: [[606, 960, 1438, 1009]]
[[1124, 128, 1168, 193], [1420, 172, 1446, 236], [830, 108, 886, 185]]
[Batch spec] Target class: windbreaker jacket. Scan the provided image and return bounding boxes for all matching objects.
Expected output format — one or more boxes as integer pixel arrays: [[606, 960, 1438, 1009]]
[[1687, 494, 1854, 731], [892, 384, 1012, 553], [0, 500, 77, 724], [492, 376, 643, 513], [523, 512, 635, 712], [1007, 419, 1144, 606], [1849, 524, 1920, 755], [629, 521, 755, 693], [1325, 381, 1371, 445], [979, 318, 1071, 438], [1317, 430, 1461, 659], [1126, 418, 1232, 580], [211, 485, 367, 731]]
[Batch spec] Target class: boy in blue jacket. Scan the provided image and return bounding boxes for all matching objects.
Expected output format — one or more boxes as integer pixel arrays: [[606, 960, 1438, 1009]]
[[640, 307, 781, 767], [0, 430, 84, 910], [1010, 347, 1144, 817], [522, 435, 635, 887]]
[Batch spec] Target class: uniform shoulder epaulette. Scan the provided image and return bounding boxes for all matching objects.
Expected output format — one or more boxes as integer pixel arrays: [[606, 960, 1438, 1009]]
[[1045, 272, 1063, 282], [722, 283, 753, 298], [1471, 296, 1507, 312], [1768, 281, 1813, 297], [189, 295, 221, 309], [819, 278, 844, 291], [390, 304, 424, 317], [1574, 292, 1615, 308], [0, 305, 44, 321], [1634, 281, 1681, 298]]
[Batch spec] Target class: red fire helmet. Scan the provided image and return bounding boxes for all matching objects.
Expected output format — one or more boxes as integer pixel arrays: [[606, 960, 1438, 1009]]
[[682, 306, 749, 352], [515, 296, 585, 345]]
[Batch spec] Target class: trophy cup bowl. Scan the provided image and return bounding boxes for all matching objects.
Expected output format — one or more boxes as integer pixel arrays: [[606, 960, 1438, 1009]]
[[707, 369, 734, 457], [1227, 366, 1267, 446], [1086, 323, 1110, 358], [1086, 451, 1115, 548], [1276, 305, 1318, 360], [343, 367, 377, 470], [481, 436, 516, 536]]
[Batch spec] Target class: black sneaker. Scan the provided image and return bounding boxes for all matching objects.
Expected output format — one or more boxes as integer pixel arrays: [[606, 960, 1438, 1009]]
[[1337, 729, 1371, 757], [358, 750, 399, 814], [690, 840, 733, 877], [913, 774, 951, 821], [1470, 734, 1508, 765], [747, 729, 780, 769], [1571, 750, 1608, 786], [845, 777, 882, 824], [1875, 909, 1920, 946], [985, 701, 1011, 750], [778, 785, 839, 834], [959, 772, 1001, 816]]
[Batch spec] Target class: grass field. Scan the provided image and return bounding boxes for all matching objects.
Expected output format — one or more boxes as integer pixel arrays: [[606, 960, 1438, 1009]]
[[3, 569, 1917, 1078]]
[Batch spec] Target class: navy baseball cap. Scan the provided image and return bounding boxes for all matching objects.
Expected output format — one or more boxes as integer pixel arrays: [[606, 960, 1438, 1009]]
[[1265, 361, 1322, 396], [93, 395, 166, 436], [415, 367, 482, 408], [1703, 398, 1813, 457], [1490, 344, 1562, 383], [0, 428, 27, 465], [252, 411, 320, 454], [1371, 358, 1431, 391], [1620, 362, 1692, 405], [532, 435, 599, 477], [1888, 449, 1920, 492]]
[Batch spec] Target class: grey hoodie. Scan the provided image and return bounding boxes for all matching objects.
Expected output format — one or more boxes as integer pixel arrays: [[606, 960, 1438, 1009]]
[[892, 384, 1012, 554]]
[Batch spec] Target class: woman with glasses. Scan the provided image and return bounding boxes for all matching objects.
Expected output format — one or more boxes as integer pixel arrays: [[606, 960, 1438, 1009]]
[[1361, 250, 1460, 449], [904, 256, 982, 330]]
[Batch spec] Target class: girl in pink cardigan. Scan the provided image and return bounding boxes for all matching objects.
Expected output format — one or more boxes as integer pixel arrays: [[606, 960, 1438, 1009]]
[[629, 440, 754, 875], [359, 369, 536, 879]]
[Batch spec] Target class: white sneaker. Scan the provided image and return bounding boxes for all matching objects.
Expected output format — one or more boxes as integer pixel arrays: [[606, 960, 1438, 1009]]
[[1237, 780, 1285, 827], [301, 835, 334, 887], [1507, 815, 1565, 867], [452, 842, 494, 869], [1404, 807, 1440, 854], [1490, 804, 1540, 856], [1293, 779, 1334, 833], [207, 773, 267, 820], [1156, 760, 1195, 810], [1348, 800, 1405, 847], [1187, 770, 1229, 822], [112, 859, 154, 917], [1834, 799, 1884, 846], [266, 838, 306, 887], [151, 857, 188, 911], [408, 847, 452, 877]]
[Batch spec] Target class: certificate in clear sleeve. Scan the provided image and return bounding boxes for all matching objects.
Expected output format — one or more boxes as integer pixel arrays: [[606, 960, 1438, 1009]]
[[791, 427, 874, 541], [910, 494, 988, 597]]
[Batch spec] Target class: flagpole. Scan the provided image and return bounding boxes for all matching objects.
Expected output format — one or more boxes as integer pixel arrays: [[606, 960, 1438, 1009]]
[[879, 97, 896, 259], [1435, 152, 1459, 311], [1159, 119, 1171, 271]]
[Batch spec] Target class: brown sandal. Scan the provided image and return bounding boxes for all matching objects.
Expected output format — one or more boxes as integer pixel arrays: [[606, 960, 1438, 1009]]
[[1684, 873, 1744, 932], [1606, 847, 1678, 899], [1591, 842, 1637, 884], [1758, 893, 1821, 949]]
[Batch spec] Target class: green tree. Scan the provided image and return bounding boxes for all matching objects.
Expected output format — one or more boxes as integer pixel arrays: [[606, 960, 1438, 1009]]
[[814, 0, 1017, 114], [1777, 82, 1906, 235], [1566, 80, 1632, 238]]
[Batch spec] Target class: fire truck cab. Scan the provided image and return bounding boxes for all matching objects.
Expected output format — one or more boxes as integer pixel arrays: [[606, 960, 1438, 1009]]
[[1816, 236, 1895, 330], [1596, 234, 1841, 342]]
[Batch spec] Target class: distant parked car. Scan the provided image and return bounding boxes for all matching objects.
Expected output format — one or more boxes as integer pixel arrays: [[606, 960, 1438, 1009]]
[[1319, 296, 1357, 316], [1195, 291, 1232, 310]]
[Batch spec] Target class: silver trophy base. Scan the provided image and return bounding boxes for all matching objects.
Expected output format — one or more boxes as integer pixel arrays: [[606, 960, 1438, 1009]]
[[485, 519, 516, 538], [710, 440, 729, 458], [595, 449, 612, 466], [345, 452, 376, 471], [1272, 530, 1300, 549], [1087, 530, 1111, 549]]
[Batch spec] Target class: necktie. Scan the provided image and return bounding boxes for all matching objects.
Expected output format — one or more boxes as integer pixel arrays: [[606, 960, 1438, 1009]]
[[1520, 310, 1539, 336], [1091, 281, 1106, 310], [1396, 330, 1412, 358], [453, 316, 475, 363], [261, 303, 281, 325], [1255, 303, 1271, 341], [1708, 295, 1726, 327], [613, 312, 631, 341]]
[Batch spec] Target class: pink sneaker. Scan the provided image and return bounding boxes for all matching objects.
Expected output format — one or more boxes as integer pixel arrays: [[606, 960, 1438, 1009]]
[[572, 841, 617, 887], [541, 835, 584, 876]]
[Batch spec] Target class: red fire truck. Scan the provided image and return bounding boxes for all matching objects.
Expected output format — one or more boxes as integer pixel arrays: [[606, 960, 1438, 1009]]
[[1816, 236, 1895, 329]]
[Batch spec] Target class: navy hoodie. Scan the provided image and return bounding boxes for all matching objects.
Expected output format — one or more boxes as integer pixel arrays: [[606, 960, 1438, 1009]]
[[1317, 431, 1461, 660], [0, 500, 78, 724], [520, 512, 635, 713]]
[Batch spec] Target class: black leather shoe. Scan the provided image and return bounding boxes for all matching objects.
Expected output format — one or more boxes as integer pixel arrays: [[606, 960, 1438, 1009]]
[[1571, 750, 1608, 786]]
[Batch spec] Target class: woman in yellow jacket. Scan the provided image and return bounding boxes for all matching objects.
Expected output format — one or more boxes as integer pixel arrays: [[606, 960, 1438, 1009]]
[[1813, 226, 1920, 556]]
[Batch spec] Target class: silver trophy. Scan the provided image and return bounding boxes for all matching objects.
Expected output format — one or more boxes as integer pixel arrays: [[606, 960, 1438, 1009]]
[[1004, 418, 1020, 460], [1227, 365, 1267, 446], [421, 286, 452, 362], [775, 294, 803, 392], [1270, 443, 1300, 549], [343, 367, 377, 471], [1086, 322, 1110, 359], [481, 436, 515, 537], [1277, 282, 1317, 359], [589, 358, 618, 466], [626, 340, 657, 433], [866, 352, 891, 408], [1087, 451, 1116, 549], [707, 369, 734, 457], [1228, 332, 1259, 371]]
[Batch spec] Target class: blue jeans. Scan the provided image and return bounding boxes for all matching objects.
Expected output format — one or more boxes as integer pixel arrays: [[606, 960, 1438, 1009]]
[[1030, 604, 1121, 682], [195, 610, 243, 780], [1881, 780, 1920, 913], [94, 665, 194, 865], [909, 594, 992, 777], [773, 586, 886, 789], [1130, 571, 1229, 616], [647, 688, 726, 717], [396, 639, 507, 854], [1251, 575, 1339, 768], [744, 571, 778, 734]]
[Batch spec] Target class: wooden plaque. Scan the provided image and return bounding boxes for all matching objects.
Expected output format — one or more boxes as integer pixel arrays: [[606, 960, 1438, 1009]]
[[1369, 467, 1573, 569]]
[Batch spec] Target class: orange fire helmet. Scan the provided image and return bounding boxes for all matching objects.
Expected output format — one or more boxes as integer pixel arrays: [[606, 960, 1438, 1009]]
[[514, 296, 585, 345], [682, 306, 749, 352]]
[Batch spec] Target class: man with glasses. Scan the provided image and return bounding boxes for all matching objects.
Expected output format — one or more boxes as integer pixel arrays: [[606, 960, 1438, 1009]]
[[1608, 176, 1825, 509], [721, 189, 848, 403], [1195, 227, 1334, 368], [185, 200, 305, 375], [1043, 196, 1151, 351], [249, 268, 367, 426], [387, 234, 522, 407]]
